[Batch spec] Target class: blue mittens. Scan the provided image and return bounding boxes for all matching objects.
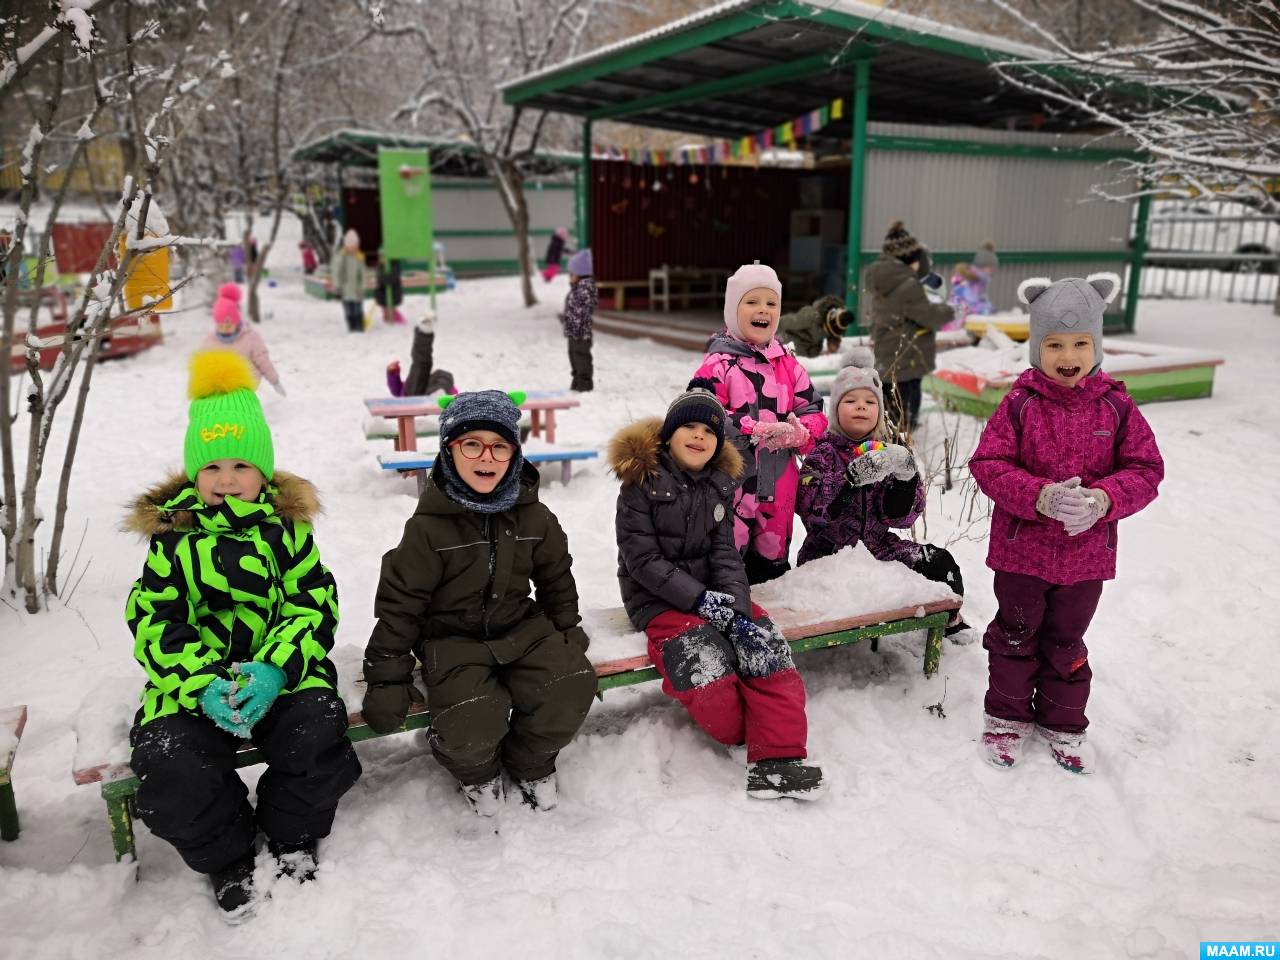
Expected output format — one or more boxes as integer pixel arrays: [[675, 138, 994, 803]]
[[232, 661, 287, 730], [696, 590, 737, 629]]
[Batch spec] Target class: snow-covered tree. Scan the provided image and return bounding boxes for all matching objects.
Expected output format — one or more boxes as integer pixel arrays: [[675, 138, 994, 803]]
[[374, 0, 605, 308]]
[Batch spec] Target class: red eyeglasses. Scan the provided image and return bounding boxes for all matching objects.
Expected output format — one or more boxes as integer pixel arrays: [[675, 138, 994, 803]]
[[450, 438, 515, 462]]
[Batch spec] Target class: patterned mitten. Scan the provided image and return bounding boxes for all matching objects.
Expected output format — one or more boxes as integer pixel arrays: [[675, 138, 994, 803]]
[[695, 590, 737, 629], [1063, 487, 1111, 537], [729, 614, 794, 679], [1035, 477, 1090, 526], [761, 413, 809, 452], [882, 443, 918, 481], [845, 449, 894, 487]]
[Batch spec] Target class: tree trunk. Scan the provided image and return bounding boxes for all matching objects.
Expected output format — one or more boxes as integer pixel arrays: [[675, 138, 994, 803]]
[[491, 159, 536, 308]]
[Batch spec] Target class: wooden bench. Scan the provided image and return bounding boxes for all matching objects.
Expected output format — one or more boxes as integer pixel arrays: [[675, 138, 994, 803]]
[[596, 279, 649, 311], [648, 266, 730, 313], [364, 416, 532, 449], [1, 705, 28, 842], [379, 445, 599, 494], [364, 393, 579, 452], [72, 595, 958, 862]]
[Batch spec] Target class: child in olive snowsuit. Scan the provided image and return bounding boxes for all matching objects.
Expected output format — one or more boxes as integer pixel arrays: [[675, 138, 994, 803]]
[[610, 381, 823, 800], [797, 347, 967, 631], [362, 390, 596, 815], [125, 350, 360, 920]]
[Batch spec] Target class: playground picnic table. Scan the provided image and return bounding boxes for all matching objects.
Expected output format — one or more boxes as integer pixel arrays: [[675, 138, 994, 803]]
[[364, 391, 581, 451]]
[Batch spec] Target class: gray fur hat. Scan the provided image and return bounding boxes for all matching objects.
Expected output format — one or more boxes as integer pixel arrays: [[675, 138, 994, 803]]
[[1019, 273, 1120, 376], [828, 345, 884, 439]]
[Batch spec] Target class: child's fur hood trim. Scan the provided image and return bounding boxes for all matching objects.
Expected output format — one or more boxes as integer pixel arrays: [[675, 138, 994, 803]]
[[122, 470, 321, 536], [607, 417, 743, 486]]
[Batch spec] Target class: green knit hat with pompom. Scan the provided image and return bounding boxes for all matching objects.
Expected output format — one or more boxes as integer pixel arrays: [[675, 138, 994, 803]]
[[183, 349, 274, 480]]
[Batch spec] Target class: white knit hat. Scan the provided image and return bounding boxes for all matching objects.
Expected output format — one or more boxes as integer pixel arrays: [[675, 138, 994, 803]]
[[828, 346, 885, 439], [723, 260, 782, 341]]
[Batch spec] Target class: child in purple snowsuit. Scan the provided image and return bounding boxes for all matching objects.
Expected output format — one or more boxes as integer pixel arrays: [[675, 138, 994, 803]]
[[969, 274, 1163, 775], [694, 262, 827, 585], [796, 347, 966, 630]]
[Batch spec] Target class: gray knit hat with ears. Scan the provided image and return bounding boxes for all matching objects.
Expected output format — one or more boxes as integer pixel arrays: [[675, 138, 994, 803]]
[[1020, 273, 1120, 376], [828, 345, 885, 439]]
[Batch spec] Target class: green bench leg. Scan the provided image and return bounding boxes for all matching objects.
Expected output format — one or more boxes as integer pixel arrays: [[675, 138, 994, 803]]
[[102, 779, 139, 862], [924, 624, 944, 678], [0, 779, 18, 841]]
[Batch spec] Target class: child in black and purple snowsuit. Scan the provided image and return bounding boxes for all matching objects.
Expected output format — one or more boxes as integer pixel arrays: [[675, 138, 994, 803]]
[[797, 347, 966, 628], [559, 248, 597, 392]]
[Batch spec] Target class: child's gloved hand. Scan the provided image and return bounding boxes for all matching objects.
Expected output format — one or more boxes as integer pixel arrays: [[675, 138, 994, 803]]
[[361, 681, 425, 735], [231, 661, 287, 730], [752, 414, 809, 453], [199, 679, 252, 738], [1064, 487, 1111, 537], [846, 448, 895, 487], [882, 443, 918, 481], [729, 614, 794, 679], [1035, 477, 1091, 526], [696, 590, 737, 629]]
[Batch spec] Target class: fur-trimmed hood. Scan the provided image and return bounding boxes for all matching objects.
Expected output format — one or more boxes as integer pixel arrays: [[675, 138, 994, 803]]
[[607, 417, 743, 487], [122, 470, 321, 536]]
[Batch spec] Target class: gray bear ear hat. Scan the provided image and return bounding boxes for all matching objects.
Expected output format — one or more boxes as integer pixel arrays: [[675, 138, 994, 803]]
[[1019, 272, 1121, 376]]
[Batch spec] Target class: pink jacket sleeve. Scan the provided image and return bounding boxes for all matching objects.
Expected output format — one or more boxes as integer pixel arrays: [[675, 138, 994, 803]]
[[780, 353, 827, 456], [693, 354, 757, 435], [968, 395, 1046, 521], [244, 327, 280, 387], [1092, 400, 1163, 521]]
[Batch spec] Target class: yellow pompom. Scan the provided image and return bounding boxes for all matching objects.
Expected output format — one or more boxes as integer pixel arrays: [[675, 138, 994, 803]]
[[189, 349, 255, 400]]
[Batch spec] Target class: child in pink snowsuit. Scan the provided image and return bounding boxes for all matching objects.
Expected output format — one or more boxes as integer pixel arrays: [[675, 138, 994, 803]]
[[969, 274, 1163, 775], [693, 262, 827, 585], [200, 283, 284, 395]]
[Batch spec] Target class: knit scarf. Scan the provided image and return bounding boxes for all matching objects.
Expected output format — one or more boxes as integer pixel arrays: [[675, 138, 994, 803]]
[[438, 446, 524, 514]]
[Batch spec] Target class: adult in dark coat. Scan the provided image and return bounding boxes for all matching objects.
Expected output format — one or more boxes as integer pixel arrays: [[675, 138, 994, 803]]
[[864, 220, 954, 433]]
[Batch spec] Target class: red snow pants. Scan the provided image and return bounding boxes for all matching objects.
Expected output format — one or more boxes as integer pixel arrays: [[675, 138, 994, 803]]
[[644, 603, 808, 762]]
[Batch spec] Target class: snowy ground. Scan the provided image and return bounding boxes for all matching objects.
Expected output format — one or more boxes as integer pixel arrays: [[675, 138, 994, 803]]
[[1, 237, 1278, 959]]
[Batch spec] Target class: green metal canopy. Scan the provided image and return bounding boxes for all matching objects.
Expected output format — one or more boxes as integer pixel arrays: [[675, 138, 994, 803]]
[[290, 129, 580, 176], [499, 0, 1101, 137]]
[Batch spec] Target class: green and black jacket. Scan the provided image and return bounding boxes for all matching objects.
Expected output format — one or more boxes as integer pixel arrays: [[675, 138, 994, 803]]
[[124, 471, 340, 726]]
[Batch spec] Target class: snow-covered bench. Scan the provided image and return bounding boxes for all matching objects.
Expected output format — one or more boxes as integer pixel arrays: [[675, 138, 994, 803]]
[[72, 547, 958, 862], [1, 704, 28, 842], [363, 414, 532, 448]]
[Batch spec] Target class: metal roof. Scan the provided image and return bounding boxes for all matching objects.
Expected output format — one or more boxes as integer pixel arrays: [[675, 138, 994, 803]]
[[499, 0, 1112, 138], [289, 129, 580, 176]]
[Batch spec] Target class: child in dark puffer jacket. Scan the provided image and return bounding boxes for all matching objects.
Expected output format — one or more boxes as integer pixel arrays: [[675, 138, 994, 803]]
[[797, 347, 967, 629], [610, 380, 824, 801]]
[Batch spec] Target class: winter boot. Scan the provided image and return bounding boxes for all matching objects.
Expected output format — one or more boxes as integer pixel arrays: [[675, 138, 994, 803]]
[[460, 775, 505, 817], [268, 838, 318, 882], [1037, 725, 1096, 775], [513, 772, 558, 812], [209, 852, 257, 923], [746, 758, 826, 801], [982, 713, 1034, 768]]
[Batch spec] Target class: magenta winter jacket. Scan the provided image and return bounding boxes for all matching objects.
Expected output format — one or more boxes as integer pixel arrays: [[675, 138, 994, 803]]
[[969, 367, 1163, 585]]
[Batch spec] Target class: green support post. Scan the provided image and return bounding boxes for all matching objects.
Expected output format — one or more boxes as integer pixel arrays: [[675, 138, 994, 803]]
[[1124, 188, 1152, 334], [580, 119, 592, 248], [845, 58, 872, 333], [0, 780, 17, 842], [924, 623, 944, 678], [102, 779, 139, 862]]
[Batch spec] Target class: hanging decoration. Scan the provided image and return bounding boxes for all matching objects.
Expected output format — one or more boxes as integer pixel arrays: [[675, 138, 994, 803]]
[[592, 98, 845, 168]]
